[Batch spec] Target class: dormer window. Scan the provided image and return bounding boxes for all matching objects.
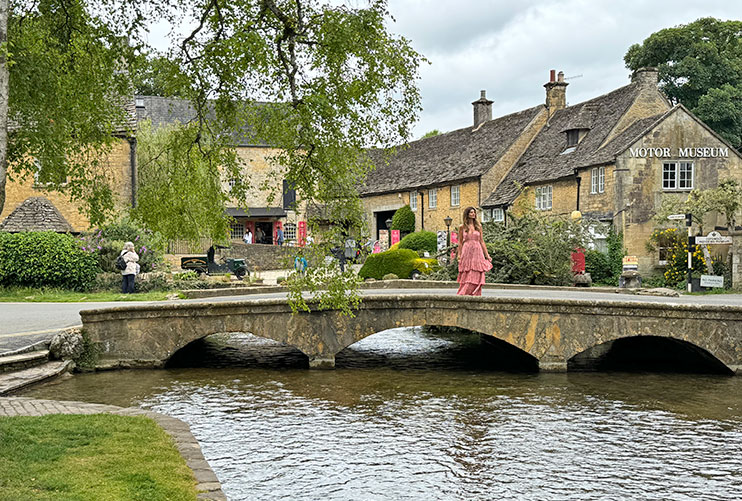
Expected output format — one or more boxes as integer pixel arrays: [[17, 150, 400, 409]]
[[566, 129, 580, 146]]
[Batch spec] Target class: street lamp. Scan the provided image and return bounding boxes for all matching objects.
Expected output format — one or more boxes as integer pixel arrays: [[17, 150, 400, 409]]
[[385, 217, 393, 248], [444, 216, 453, 248]]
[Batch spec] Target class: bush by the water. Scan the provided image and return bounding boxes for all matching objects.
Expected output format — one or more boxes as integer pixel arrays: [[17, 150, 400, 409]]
[[398, 230, 437, 255], [391, 205, 415, 233], [359, 248, 439, 280], [0, 232, 99, 290]]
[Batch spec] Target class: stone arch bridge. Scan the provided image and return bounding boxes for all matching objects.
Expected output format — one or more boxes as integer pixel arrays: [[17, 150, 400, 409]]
[[80, 294, 742, 374]]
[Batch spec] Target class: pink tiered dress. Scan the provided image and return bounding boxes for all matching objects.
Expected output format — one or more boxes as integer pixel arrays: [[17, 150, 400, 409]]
[[457, 230, 492, 296]]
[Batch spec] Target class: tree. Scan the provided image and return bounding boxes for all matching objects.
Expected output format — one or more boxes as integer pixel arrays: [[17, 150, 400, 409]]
[[0, 0, 424, 313], [624, 17, 742, 150], [391, 204, 415, 233]]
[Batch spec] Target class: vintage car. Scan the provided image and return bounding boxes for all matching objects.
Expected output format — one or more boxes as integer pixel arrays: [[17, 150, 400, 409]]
[[181, 246, 248, 279]]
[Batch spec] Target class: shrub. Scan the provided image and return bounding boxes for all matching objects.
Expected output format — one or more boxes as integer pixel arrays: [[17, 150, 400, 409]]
[[79, 218, 165, 274], [358, 248, 420, 279], [647, 228, 709, 286], [585, 250, 613, 285], [0, 232, 99, 291], [413, 257, 440, 275], [398, 231, 437, 255], [391, 205, 415, 233]]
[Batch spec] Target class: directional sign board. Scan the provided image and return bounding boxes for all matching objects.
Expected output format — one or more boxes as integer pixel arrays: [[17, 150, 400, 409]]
[[700, 275, 724, 288], [667, 214, 686, 220], [695, 231, 733, 245]]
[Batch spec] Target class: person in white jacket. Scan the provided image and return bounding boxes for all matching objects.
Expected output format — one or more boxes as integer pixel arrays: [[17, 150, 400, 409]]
[[120, 242, 140, 294]]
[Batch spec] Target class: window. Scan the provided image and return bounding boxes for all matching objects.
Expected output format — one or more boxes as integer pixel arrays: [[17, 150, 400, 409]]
[[450, 185, 460, 207], [428, 188, 437, 209], [228, 178, 238, 190], [656, 231, 673, 265], [283, 180, 297, 210], [491, 208, 505, 222], [230, 222, 244, 239], [535, 185, 552, 210], [284, 222, 297, 241], [590, 166, 605, 194], [566, 129, 580, 146], [663, 162, 694, 190], [410, 191, 417, 211]]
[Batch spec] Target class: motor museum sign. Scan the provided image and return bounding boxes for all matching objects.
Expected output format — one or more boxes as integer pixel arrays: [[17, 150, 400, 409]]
[[628, 147, 729, 158]]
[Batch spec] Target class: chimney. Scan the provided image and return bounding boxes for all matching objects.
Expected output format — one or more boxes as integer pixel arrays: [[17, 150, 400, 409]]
[[544, 69, 568, 117], [472, 90, 493, 128], [631, 67, 659, 87]]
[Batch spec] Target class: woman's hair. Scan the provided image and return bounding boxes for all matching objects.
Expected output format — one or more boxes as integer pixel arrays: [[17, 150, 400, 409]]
[[461, 207, 482, 233], [123, 241, 135, 252]]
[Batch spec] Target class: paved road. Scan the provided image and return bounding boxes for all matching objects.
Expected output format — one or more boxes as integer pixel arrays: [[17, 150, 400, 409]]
[[3, 287, 742, 353]]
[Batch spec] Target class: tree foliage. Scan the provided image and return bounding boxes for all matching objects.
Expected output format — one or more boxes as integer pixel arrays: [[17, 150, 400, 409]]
[[624, 17, 742, 150]]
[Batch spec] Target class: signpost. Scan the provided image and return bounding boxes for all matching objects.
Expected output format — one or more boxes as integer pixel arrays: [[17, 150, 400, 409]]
[[695, 231, 733, 245], [700, 275, 724, 288], [667, 214, 686, 220]]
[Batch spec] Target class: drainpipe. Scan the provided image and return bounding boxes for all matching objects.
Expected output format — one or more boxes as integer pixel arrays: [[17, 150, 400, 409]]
[[128, 137, 137, 208], [418, 191, 425, 230], [575, 175, 581, 211]]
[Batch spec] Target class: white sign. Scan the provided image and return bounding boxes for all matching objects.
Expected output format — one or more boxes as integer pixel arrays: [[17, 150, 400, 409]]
[[667, 214, 686, 220], [629, 147, 729, 158], [700, 275, 724, 288], [696, 231, 733, 245]]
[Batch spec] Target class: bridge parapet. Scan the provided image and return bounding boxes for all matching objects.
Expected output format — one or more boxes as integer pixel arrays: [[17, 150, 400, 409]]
[[80, 294, 742, 374]]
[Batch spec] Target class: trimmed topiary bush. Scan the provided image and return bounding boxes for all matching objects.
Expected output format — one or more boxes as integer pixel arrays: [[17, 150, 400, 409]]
[[0, 232, 99, 291], [398, 230, 437, 255], [358, 248, 419, 279], [391, 205, 415, 233]]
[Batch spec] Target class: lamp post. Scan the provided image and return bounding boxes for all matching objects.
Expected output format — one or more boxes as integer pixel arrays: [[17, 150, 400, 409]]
[[444, 216, 452, 248], [385, 218, 393, 249]]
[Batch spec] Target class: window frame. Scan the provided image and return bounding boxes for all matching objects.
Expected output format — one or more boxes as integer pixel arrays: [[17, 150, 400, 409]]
[[230, 222, 245, 239], [535, 185, 553, 211], [566, 129, 580, 146], [590, 166, 605, 194], [491, 208, 505, 222], [662, 161, 694, 191], [450, 185, 460, 207], [409, 191, 417, 211], [284, 222, 297, 241], [428, 188, 437, 209]]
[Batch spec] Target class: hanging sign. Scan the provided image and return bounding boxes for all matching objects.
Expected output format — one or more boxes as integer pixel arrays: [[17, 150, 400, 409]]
[[298, 221, 307, 246], [667, 214, 686, 221]]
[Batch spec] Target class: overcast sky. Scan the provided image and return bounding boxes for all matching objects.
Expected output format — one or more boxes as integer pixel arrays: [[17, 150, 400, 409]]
[[148, 1, 742, 140]]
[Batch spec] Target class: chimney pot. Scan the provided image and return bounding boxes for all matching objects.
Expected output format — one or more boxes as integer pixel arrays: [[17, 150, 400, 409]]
[[557, 71, 564, 83], [550, 69, 556, 82], [544, 70, 568, 117]]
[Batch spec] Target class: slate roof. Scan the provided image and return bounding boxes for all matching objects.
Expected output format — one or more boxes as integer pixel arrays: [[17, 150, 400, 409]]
[[0, 197, 74, 233], [135, 96, 264, 147], [484, 82, 648, 207], [360, 105, 544, 196]]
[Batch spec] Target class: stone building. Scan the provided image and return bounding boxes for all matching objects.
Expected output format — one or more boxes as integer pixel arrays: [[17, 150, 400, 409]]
[[364, 68, 742, 273], [134, 96, 305, 246], [0, 102, 138, 233]]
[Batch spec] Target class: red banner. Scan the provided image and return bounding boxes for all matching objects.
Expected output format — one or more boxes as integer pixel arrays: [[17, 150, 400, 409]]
[[298, 221, 307, 246], [391, 230, 400, 245], [450, 231, 459, 260]]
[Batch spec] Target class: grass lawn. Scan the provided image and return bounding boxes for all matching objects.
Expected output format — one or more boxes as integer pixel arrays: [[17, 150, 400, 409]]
[[0, 414, 198, 501], [0, 287, 178, 302]]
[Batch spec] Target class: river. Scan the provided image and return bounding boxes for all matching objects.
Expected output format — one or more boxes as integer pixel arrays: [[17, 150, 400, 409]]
[[24, 327, 742, 500]]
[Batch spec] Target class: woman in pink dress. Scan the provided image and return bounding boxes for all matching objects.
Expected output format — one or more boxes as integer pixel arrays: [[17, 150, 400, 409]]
[[456, 207, 492, 296]]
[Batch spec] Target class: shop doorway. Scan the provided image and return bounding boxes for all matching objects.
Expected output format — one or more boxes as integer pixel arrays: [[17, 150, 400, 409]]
[[255, 222, 274, 244]]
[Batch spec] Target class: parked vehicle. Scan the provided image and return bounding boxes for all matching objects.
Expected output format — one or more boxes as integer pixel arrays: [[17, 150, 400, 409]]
[[180, 246, 248, 279]]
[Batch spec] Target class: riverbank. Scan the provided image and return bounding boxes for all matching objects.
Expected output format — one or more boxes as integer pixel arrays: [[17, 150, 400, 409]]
[[0, 397, 226, 500]]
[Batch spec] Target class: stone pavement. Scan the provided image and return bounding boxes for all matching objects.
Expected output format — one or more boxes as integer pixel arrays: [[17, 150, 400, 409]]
[[0, 397, 226, 501]]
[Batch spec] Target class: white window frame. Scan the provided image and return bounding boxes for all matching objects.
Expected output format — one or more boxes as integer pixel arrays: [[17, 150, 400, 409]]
[[663, 161, 694, 190], [284, 222, 297, 241], [491, 208, 505, 222], [409, 191, 417, 211], [428, 188, 437, 209], [590, 166, 605, 194], [450, 185, 460, 207], [230, 222, 245, 239], [482, 209, 491, 222], [535, 185, 552, 211]]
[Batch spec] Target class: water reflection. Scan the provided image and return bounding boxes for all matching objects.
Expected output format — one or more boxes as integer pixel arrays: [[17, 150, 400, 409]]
[[25, 327, 742, 501]]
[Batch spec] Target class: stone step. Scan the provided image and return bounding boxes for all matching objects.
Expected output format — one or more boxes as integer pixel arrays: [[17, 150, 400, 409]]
[[0, 350, 50, 373], [0, 360, 72, 396]]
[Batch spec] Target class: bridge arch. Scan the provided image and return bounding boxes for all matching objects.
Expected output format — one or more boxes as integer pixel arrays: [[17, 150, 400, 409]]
[[80, 294, 742, 375]]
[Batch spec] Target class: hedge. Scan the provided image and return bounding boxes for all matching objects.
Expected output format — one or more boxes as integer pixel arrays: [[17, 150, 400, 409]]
[[0, 232, 99, 291], [359, 248, 439, 279], [398, 231, 437, 255]]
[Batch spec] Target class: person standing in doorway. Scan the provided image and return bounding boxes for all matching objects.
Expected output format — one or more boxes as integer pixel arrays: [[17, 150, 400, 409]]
[[455, 207, 491, 296], [243, 228, 253, 245], [120, 242, 140, 294], [255, 226, 264, 244]]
